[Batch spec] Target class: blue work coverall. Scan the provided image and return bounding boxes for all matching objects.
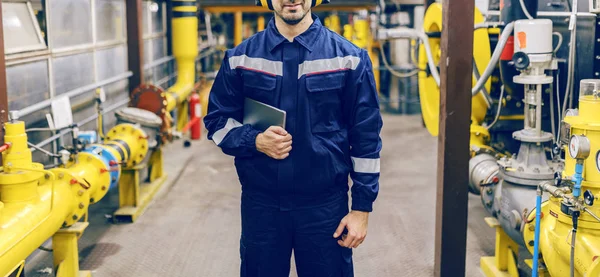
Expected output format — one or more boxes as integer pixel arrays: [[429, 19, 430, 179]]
[[204, 15, 382, 277]]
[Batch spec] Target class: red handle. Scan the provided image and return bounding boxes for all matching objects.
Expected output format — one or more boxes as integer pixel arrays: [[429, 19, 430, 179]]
[[0, 143, 12, 153]]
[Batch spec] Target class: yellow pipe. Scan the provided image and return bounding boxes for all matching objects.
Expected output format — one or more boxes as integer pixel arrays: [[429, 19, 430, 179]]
[[523, 93, 600, 276], [234, 11, 243, 47], [257, 16, 265, 32], [165, 0, 198, 113], [0, 122, 149, 276]]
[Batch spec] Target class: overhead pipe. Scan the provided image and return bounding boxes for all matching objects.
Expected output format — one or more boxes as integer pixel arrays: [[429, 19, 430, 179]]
[[0, 119, 151, 277]]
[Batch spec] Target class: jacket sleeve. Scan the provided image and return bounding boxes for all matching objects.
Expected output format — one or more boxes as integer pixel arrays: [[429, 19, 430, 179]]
[[344, 50, 383, 212], [204, 52, 262, 157]]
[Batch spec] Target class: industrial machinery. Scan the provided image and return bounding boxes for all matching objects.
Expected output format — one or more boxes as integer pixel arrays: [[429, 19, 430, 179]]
[[414, 0, 600, 275], [0, 108, 160, 277], [522, 80, 600, 277]]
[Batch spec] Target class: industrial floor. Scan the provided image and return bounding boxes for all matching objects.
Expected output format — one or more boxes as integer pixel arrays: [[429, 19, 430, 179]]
[[25, 114, 519, 277]]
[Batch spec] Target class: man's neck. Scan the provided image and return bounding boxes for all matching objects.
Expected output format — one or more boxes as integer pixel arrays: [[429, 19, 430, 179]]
[[275, 12, 314, 42]]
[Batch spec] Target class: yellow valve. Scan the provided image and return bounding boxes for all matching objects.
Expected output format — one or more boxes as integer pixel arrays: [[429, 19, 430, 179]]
[[522, 87, 600, 276]]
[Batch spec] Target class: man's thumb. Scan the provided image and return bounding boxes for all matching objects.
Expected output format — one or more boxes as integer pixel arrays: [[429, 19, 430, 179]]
[[333, 220, 347, 238], [270, 126, 288, 136]]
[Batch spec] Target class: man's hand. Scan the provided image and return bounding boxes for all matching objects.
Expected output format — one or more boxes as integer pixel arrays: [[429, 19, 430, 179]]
[[333, 211, 369, 248], [256, 126, 292, 160]]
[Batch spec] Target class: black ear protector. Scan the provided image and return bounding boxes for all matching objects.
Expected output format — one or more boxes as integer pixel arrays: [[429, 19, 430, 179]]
[[255, 0, 330, 10]]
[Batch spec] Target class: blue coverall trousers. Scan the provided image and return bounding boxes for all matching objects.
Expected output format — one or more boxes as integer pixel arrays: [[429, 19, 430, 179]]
[[240, 192, 353, 277]]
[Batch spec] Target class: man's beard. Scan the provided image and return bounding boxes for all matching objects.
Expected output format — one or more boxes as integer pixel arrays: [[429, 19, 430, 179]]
[[276, 10, 308, 25]]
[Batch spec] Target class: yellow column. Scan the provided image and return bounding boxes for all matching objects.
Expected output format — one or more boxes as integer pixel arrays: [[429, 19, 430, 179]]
[[235, 12, 243, 46], [257, 16, 265, 32]]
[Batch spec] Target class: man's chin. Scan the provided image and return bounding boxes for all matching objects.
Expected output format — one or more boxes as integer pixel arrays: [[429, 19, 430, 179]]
[[281, 14, 306, 25]]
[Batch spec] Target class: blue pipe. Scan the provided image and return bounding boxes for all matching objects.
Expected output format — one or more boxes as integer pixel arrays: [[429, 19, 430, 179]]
[[532, 187, 543, 277], [572, 162, 584, 198]]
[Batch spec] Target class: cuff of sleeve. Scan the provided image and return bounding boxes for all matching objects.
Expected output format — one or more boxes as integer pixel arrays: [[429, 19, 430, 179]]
[[241, 126, 261, 153], [351, 198, 373, 213]]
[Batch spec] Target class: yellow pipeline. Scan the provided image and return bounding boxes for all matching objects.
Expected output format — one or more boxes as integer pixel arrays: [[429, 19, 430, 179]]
[[0, 122, 149, 277], [523, 94, 600, 276], [164, 0, 198, 115]]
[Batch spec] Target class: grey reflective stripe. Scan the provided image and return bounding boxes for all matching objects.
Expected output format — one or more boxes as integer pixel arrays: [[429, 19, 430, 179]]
[[351, 157, 380, 174], [298, 56, 361, 78], [229, 55, 283, 76], [212, 118, 243, 146]]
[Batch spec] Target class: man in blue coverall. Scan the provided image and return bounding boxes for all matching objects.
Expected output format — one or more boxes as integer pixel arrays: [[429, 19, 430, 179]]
[[204, 0, 382, 276]]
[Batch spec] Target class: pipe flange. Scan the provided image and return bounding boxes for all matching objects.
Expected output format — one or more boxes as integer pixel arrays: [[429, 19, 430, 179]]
[[130, 84, 172, 143], [106, 124, 150, 168], [50, 169, 91, 227], [75, 152, 113, 203]]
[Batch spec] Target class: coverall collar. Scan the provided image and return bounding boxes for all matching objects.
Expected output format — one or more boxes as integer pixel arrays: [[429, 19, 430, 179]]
[[266, 13, 323, 53]]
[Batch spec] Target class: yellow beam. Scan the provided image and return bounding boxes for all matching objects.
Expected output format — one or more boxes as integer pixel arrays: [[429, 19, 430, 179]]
[[234, 11, 243, 46], [202, 5, 374, 13]]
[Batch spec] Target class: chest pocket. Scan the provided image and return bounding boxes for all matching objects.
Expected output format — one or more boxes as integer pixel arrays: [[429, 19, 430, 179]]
[[242, 70, 277, 105], [306, 72, 345, 133]]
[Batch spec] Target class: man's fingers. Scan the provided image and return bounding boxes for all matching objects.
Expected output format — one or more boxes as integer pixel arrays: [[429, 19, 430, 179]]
[[278, 141, 292, 150], [333, 219, 347, 238], [281, 134, 292, 142], [280, 146, 292, 154], [346, 232, 359, 248], [269, 126, 288, 136]]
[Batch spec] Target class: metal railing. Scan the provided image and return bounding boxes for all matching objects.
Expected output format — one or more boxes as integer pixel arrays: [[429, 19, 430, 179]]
[[143, 56, 174, 71], [17, 72, 133, 118], [31, 97, 131, 153]]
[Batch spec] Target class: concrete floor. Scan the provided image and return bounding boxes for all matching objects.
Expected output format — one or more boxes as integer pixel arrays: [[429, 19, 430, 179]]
[[25, 114, 503, 277]]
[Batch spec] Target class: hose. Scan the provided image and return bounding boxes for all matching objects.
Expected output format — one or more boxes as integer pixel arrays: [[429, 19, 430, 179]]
[[556, 69, 563, 144], [532, 186, 543, 277], [472, 58, 493, 107], [376, 28, 440, 84], [571, 210, 580, 277], [379, 22, 513, 107], [418, 31, 441, 86], [27, 142, 60, 158], [487, 85, 505, 130], [562, 0, 578, 122], [553, 32, 563, 54], [471, 22, 515, 99], [25, 127, 57, 133], [519, 0, 534, 19], [550, 75, 556, 145], [379, 43, 420, 78]]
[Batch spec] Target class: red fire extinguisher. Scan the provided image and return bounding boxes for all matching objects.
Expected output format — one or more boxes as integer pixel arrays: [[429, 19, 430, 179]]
[[189, 92, 202, 140]]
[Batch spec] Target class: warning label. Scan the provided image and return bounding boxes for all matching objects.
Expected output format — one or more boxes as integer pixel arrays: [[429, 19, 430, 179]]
[[517, 32, 527, 49]]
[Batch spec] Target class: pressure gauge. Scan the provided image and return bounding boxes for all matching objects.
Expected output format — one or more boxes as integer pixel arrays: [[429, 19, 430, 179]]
[[569, 135, 591, 160]]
